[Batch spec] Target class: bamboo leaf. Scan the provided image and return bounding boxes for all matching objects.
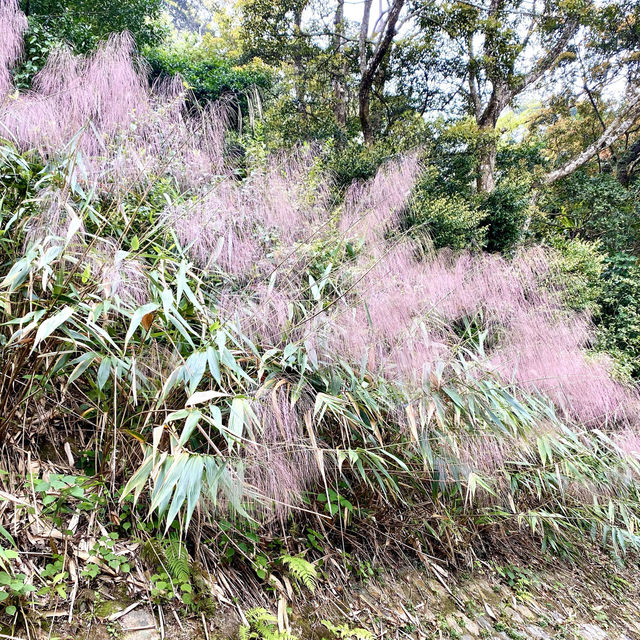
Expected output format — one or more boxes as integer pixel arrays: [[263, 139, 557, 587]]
[[124, 303, 159, 349], [32, 306, 75, 351]]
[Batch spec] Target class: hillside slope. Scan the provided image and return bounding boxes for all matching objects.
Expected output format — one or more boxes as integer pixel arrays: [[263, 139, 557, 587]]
[[1, 0, 640, 637]]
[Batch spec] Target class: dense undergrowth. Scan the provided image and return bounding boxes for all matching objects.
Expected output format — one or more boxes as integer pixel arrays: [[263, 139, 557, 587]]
[[1, 0, 640, 632]]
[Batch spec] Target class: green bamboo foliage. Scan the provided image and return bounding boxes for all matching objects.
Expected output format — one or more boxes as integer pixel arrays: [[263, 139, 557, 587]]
[[2, 139, 640, 565]]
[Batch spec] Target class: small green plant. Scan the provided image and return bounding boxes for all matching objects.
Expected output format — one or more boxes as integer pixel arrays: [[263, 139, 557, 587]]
[[39, 555, 68, 599], [341, 551, 376, 581], [280, 554, 318, 593], [494, 563, 535, 599], [0, 530, 36, 615], [253, 553, 270, 580], [106, 620, 121, 639], [149, 570, 192, 604], [31, 474, 104, 530], [0, 558, 35, 615], [81, 533, 131, 580], [435, 614, 460, 639], [494, 620, 525, 639], [239, 608, 297, 639], [305, 528, 325, 553], [317, 489, 354, 521], [321, 620, 374, 639], [142, 537, 193, 605], [604, 572, 631, 597]]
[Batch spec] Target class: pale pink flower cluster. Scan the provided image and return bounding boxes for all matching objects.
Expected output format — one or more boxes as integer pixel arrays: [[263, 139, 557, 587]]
[[23, 187, 85, 249], [91, 238, 149, 308], [167, 181, 260, 276], [3, 9, 639, 493], [1, 35, 146, 158], [247, 148, 334, 244], [616, 431, 640, 458], [168, 144, 639, 434], [0, 16, 227, 193], [244, 390, 319, 516], [23, 189, 147, 307], [165, 148, 333, 280], [0, 0, 27, 99], [322, 240, 639, 428], [217, 284, 293, 347], [340, 153, 421, 245]]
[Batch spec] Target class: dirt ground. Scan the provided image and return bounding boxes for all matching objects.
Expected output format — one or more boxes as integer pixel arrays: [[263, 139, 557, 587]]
[[12, 545, 640, 640]]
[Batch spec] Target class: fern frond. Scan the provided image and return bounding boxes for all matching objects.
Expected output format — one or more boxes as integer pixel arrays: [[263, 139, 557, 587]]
[[164, 538, 190, 583], [141, 536, 191, 584], [246, 607, 278, 627], [280, 554, 318, 593], [242, 608, 298, 639], [347, 629, 374, 640], [321, 620, 374, 639]]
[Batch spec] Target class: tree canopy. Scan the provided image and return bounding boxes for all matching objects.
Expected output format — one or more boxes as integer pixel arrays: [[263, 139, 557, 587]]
[[20, 0, 165, 51]]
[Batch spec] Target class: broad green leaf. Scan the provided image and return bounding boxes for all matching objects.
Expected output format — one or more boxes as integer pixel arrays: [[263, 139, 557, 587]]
[[124, 303, 159, 349], [179, 410, 202, 446], [186, 389, 229, 407], [97, 357, 111, 390], [32, 306, 75, 351]]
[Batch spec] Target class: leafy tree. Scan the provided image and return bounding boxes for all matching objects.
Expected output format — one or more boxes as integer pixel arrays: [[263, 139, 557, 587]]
[[408, 189, 487, 251], [537, 0, 640, 187], [238, 0, 313, 113], [542, 88, 640, 187], [598, 253, 640, 378], [12, 0, 165, 85], [19, 0, 165, 52], [357, 0, 406, 144], [165, 0, 217, 34], [146, 36, 273, 108], [237, 0, 409, 143], [539, 171, 640, 253], [410, 0, 587, 193]]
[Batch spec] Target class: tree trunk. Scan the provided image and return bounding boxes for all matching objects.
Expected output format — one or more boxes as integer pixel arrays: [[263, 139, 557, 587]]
[[332, 0, 347, 128], [358, 0, 373, 143], [475, 85, 507, 194], [477, 138, 497, 193], [523, 92, 640, 232], [469, 13, 579, 193], [617, 137, 640, 187], [357, 0, 404, 145], [359, 84, 373, 145], [292, 7, 306, 119], [475, 112, 500, 193], [544, 92, 640, 185]]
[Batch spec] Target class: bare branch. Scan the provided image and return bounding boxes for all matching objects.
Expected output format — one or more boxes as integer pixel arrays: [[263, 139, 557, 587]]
[[544, 86, 640, 185], [519, 17, 580, 92]]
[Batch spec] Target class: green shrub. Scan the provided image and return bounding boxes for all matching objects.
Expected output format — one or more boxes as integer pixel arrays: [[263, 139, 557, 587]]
[[20, 0, 165, 53], [408, 192, 487, 250], [326, 139, 399, 190], [481, 178, 531, 253], [146, 46, 273, 108], [597, 253, 640, 378], [546, 243, 640, 380], [12, 0, 165, 86], [539, 171, 640, 254], [548, 238, 605, 314]]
